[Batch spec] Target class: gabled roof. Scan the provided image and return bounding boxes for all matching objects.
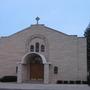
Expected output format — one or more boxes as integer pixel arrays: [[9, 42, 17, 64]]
[[1, 24, 78, 38]]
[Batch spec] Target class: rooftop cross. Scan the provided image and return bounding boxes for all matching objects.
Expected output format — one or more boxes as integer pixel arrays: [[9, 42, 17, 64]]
[[35, 17, 40, 24]]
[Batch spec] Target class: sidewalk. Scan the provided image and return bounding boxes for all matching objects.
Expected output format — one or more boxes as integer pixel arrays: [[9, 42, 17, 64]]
[[0, 83, 90, 90]]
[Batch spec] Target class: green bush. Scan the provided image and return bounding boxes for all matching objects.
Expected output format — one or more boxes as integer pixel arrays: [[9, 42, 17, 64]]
[[56, 80, 63, 84], [75, 80, 81, 84], [69, 81, 75, 84], [0, 76, 17, 82], [87, 75, 90, 85], [63, 81, 68, 84], [82, 81, 87, 84]]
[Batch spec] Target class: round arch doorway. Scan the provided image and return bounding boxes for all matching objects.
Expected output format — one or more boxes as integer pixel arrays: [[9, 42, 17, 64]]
[[26, 53, 44, 81], [17, 52, 49, 84]]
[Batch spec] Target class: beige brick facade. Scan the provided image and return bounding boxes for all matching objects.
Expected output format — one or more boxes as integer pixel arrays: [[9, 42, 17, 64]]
[[0, 24, 87, 83]]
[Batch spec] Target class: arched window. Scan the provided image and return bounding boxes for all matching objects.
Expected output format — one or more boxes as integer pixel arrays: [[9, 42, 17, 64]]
[[36, 42, 39, 52], [41, 45, 45, 52], [30, 45, 34, 52], [54, 66, 58, 74], [16, 66, 18, 73]]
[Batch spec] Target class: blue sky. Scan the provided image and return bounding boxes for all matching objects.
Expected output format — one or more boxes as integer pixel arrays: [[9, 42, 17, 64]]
[[0, 0, 90, 36]]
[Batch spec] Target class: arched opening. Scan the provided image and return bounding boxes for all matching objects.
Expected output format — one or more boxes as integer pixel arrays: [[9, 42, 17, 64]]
[[25, 53, 43, 64], [17, 52, 49, 84], [25, 53, 44, 81], [30, 45, 34, 52], [41, 44, 45, 52]]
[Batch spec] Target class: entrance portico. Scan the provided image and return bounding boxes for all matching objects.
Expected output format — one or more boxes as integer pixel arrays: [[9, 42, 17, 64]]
[[17, 52, 49, 84]]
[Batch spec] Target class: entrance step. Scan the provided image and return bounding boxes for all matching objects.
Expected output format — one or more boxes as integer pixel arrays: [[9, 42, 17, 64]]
[[25, 80, 44, 84]]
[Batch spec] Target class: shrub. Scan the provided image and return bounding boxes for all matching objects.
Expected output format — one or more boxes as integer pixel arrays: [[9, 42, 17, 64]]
[[82, 81, 87, 84], [69, 81, 75, 84], [56, 80, 63, 84], [87, 75, 90, 85], [75, 80, 81, 84], [0, 76, 17, 82], [63, 81, 68, 84]]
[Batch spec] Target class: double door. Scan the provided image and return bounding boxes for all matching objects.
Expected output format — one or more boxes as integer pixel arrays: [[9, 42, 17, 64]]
[[30, 64, 44, 80]]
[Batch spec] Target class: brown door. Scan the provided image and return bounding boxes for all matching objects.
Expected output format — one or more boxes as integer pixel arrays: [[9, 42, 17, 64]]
[[30, 64, 44, 80]]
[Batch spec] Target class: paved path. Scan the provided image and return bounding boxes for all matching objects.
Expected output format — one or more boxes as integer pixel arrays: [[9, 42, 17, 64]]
[[0, 83, 90, 90]]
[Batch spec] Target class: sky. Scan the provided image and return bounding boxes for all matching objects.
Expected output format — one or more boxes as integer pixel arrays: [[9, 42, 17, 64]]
[[0, 0, 90, 37]]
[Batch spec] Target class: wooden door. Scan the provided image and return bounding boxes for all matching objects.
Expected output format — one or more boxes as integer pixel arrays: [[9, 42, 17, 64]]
[[30, 64, 44, 80]]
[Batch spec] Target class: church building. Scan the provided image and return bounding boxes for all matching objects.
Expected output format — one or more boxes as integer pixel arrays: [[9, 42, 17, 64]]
[[0, 17, 87, 84]]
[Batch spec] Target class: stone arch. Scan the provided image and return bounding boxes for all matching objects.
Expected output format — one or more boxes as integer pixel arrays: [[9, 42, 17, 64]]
[[25, 34, 49, 60], [21, 52, 47, 64], [17, 52, 49, 84]]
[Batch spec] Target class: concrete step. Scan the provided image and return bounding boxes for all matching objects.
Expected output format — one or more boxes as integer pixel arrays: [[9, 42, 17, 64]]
[[24, 80, 43, 84]]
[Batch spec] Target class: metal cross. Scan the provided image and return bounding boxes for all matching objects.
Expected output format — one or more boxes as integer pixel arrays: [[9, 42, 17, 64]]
[[35, 17, 40, 24]]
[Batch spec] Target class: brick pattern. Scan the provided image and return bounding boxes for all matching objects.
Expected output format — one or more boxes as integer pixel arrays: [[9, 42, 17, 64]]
[[0, 24, 87, 83]]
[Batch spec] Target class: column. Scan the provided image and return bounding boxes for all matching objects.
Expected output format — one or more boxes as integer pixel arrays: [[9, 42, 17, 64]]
[[17, 63, 23, 83], [44, 63, 49, 84]]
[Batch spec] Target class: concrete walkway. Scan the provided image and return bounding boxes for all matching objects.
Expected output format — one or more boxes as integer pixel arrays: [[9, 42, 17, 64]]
[[0, 83, 90, 90]]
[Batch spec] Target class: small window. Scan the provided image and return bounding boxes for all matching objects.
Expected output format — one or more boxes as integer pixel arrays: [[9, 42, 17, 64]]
[[36, 42, 39, 52], [16, 66, 18, 73], [30, 45, 34, 52], [54, 66, 58, 74], [41, 45, 45, 52]]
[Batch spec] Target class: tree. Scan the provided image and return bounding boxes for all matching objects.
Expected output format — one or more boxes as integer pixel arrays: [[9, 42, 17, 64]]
[[84, 22, 90, 85]]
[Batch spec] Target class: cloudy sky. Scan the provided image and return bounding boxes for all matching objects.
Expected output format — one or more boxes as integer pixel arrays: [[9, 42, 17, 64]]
[[0, 0, 90, 36]]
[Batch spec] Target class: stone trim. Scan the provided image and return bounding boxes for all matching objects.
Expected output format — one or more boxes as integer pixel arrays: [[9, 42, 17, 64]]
[[25, 34, 49, 61], [17, 53, 49, 84]]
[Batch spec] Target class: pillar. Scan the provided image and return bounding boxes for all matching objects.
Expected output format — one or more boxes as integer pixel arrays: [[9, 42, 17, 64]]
[[17, 63, 23, 83], [44, 63, 49, 84]]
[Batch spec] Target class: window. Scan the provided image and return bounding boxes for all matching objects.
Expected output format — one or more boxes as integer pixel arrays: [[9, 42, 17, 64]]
[[30, 42, 45, 52], [30, 45, 34, 52], [36, 42, 39, 52], [54, 66, 58, 74], [16, 66, 18, 73], [41, 45, 45, 52]]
